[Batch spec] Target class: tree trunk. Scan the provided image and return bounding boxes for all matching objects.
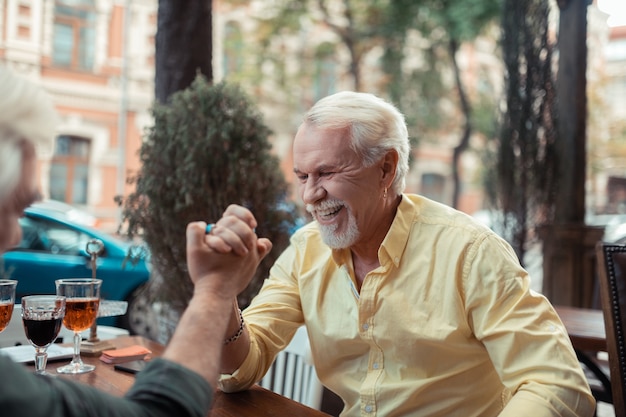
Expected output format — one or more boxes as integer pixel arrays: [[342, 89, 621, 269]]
[[449, 38, 471, 209], [155, 0, 213, 103]]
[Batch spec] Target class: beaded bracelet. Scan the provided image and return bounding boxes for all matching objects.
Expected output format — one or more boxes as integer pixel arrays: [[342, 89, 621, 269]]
[[224, 309, 245, 345]]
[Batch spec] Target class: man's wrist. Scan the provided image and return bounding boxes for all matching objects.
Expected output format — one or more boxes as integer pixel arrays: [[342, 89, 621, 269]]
[[192, 277, 237, 300], [223, 309, 245, 345]]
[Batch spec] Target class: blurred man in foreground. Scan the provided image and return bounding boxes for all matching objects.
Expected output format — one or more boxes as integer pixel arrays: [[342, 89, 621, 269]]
[[0, 66, 271, 416]]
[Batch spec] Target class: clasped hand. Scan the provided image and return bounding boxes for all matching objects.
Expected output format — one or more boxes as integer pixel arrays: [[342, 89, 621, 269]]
[[186, 204, 273, 299]]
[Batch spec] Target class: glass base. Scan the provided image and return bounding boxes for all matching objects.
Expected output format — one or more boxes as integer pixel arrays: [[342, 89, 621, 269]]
[[57, 362, 96, 374], [34, 370, 56, 376]]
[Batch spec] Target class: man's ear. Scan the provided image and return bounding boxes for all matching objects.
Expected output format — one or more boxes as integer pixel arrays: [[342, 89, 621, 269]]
[[381, 149, 399, 188]]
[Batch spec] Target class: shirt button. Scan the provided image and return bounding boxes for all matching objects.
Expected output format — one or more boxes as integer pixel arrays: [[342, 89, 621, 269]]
[[362, 323, 369, 330], [373, 363, 379, 369], [365, 405, 373, 413]]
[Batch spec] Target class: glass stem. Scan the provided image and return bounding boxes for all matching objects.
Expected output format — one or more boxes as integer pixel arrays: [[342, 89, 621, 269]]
[[34, 349, 48, 375], [72, 332, 83, 365]]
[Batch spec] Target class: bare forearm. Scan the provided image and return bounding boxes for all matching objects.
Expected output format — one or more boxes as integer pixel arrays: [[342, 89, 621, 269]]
[[162, 291, 233, 386], [178, 219, 272, 381], [219, 301, 251, 374]]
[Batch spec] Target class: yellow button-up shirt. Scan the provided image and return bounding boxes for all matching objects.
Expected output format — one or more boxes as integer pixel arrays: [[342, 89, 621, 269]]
[[219, 194, 595, 417]]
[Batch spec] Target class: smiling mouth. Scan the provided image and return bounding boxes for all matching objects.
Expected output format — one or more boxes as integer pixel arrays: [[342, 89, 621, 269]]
[[307, 201, 344, 222], [317, 206, 342, 221]]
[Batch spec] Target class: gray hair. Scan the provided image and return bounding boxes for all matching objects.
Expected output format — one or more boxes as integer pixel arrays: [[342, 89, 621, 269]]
[[302, 91, 410, 194], [0, 67, 58, 201]]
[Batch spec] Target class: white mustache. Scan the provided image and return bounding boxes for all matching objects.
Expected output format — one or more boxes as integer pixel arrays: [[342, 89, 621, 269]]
[[306, 199, 343, 215]]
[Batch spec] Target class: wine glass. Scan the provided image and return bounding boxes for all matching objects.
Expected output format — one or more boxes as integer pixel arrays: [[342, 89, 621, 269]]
[[0, 280, 17, 333], [21, 295, 66, 375], [55, 278, 102, 374]]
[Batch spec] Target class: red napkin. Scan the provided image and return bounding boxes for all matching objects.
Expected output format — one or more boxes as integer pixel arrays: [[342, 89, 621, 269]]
[[99, 345, 152, 364]]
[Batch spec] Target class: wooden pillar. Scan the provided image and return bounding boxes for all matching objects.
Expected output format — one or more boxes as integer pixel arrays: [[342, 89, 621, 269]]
[[540, 225, 604, 308], [554, 0, 590, 224], [541, 0, 603, 307]]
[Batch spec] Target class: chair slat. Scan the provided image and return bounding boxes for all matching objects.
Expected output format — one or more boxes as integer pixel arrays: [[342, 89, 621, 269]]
[[258, 326, 324, 410]]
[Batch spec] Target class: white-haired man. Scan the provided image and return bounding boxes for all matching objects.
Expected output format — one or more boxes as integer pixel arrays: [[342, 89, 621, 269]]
[[212, 91, 595, 417]]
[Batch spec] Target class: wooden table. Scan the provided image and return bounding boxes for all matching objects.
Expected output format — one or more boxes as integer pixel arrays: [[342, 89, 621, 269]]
[[554, 305, 612, 402], [28, 335, 330, 417], [554, 305, 607, 352]]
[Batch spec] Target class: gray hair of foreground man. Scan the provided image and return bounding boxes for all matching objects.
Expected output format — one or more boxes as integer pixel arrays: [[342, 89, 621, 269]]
[[302, 91, 410, 194], [0, 67, 57, 201]]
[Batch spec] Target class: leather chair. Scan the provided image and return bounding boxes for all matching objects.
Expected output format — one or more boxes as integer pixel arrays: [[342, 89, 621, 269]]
[[596, 242, 626, 416]]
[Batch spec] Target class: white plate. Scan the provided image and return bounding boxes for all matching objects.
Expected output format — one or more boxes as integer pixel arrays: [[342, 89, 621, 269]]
[[0, 344, 74, 363]]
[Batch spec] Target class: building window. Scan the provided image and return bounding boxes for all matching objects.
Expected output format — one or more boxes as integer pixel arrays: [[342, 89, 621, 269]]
[[53, 0, 96, 70], [50, 135, 90, 204], [223, 22, 243, 78], [420, 173, 446, 203]]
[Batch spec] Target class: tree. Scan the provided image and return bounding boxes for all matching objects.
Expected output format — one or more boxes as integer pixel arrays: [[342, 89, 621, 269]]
[[155, 0, 213, 103], [417, 1, 501, 208], [484, 0, 558, 261], [118, 76, 298, 335], [253, 0, 396, 92], [538, 0, 604, 308], [379, 1, 445, 146], [249, 0, 500, 208]]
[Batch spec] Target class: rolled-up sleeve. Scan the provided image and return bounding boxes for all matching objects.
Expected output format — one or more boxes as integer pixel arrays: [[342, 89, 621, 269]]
[[0, 356, 213, 417]]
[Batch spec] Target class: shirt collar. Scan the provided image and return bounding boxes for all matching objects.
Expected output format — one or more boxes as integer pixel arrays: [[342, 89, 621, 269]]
[[378, 194, 415, 268]]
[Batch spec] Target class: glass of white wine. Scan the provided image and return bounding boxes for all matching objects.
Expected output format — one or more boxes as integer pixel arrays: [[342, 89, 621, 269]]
[[0, 280, 17, 334], [55, 278, 101, 374]]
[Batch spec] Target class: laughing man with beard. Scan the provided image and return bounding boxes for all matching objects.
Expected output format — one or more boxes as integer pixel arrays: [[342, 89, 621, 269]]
[[213, 91, 595, 417]]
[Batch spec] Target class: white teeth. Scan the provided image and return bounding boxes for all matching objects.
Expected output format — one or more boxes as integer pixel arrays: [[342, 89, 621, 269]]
[[307, 200, 343, 219], [318, 207, 340, 217], [319, 209, 340, 220]]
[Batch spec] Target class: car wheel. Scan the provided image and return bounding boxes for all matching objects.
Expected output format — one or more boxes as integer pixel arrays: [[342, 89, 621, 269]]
[[118, 284, 159, 339]]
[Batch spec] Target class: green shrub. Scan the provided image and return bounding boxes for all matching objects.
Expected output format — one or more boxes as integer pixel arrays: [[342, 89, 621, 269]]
[[118, 75, 297, 314]]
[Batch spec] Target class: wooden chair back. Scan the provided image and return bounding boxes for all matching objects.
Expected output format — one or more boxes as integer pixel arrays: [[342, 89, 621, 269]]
[[596, 242, 626, 416]]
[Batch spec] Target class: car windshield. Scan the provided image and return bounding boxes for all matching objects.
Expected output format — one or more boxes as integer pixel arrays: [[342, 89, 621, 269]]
[[19, 216, 94, 256]]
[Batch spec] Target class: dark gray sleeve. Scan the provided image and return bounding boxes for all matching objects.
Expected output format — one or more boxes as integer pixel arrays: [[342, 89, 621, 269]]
[[0, 356, 213, 417]]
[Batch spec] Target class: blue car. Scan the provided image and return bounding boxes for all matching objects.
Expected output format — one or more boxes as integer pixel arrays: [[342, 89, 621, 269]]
[[0, 201, 151, 334]]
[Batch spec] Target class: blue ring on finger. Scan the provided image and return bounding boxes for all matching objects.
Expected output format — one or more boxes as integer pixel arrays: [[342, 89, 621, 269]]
[[205, 223, 216, 234]]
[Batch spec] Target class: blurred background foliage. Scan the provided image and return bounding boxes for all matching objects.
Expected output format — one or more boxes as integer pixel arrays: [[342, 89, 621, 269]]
[[137, 0, 609, 317], [118, 76, 298, 312], [485, 0, 559, 260], [250, 0, 502, 208]]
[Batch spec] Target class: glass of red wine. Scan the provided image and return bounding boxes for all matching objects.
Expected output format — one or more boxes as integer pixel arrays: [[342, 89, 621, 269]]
[[21, 295, 66, 375]]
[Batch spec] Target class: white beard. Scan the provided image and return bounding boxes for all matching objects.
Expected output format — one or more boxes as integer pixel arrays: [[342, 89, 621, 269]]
[[317, 210, 360, 249], [307, 199, 361, 249]]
